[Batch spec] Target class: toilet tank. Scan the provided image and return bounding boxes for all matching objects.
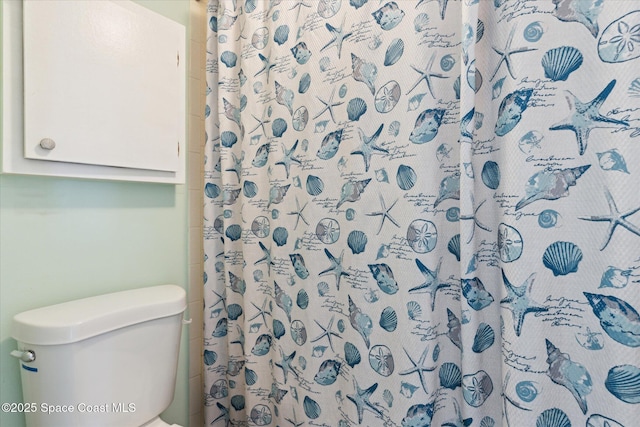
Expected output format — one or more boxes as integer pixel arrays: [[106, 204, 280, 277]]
[[11, 285, 186, 427]]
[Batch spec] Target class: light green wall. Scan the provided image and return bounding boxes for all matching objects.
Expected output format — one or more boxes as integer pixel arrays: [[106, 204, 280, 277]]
[[0, 2, 191, 426]]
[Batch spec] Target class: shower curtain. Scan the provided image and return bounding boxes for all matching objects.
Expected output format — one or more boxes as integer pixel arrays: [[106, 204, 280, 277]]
[[203, 0, 640, 425]]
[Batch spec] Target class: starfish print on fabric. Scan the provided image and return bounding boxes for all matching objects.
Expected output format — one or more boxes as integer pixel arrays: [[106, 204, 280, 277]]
[[230, 324, 245, 354], [416, 0, 448, 20], [460, 198, 492, 243], [287, 197, 309, 230], [351, 124, 388, 172], [275, 347, 299, 384], [319, 248, 351, 291], [500, 270, 549, 337], [275, 140, 301, 178], [346, 378, 383, 425], [254, 51, 276, 83], [284, 408, 304, 427], [409, 258, 449, 312], [235, 20, 247, 41], [550, 79, 629, 155], [407, 52, 448, 97], [399, 345, 436, 395], [248, 297, 272, 326], [266, 0, 282, 18], [254, 241, 275, 274], [224, 152, 244, 183], [209, 288, 227, 312], [366, 194, 400, 235], [288, 0, 312, 21], [579, 188, 640, 250], [490, 25, 537, 81], [210, 402, 230, 426], [249, 108, 271, 136], [321, 16, 353, 59], [310, 315, 342, 352], [460, 108, 475, 140], [314, 86, 344, 124]]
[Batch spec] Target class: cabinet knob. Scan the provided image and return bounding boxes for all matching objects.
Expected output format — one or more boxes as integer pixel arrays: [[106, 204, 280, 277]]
[[39, 138, 56, 150]]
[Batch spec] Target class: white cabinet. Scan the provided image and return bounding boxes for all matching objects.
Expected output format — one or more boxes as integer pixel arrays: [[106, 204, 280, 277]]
[[2, 0, 186, 183]]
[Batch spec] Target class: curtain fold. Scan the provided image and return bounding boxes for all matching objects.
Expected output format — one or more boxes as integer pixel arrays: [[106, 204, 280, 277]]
[[204, 1, 640, 425]]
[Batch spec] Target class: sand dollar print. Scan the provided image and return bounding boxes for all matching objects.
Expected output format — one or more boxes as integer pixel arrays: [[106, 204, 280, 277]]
[[375, 80, 401, 113], [406, 219, 438, 253], [250, 404, 272, 425], [317, 0, 341, 18], [251, 216, 270, 238], [292, 106, 309, 131], [316, 218, 340, 244], [290, 320, 307, 345], [497, 223, 523, 263], [251, 27, 269, 50], [369, 345, 394, 376]]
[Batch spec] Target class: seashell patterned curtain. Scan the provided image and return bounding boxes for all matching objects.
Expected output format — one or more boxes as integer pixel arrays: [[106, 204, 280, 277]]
[[203, 0, 640, 425]]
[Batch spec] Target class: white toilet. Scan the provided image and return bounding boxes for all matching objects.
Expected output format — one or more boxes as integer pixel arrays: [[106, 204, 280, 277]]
[[11, 285, 187, 427]]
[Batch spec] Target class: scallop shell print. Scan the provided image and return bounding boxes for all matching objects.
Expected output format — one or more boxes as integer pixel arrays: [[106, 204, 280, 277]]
[[273, 25, 289, 45], [384, 38, 404, 66], [472, 323, 495, 353], [439, 362, 462, 390], [347, 230, 368, 254], [536, 408, 571, 427], [414, 13, 429, 32], [629, 78, 640, 97], [297, 289, 309, 309], [272, 226, 288, 246], [481, 161, 500, 190], [396, 164, 417, 191], [379, 306, 397, 332], [542, 241, 583, 276], [347, 98, 367, 121], [303, 396, 321, 419], [306, 175, 324, 196], [344, 342, 362, 367], [541, 46, 583, 81], [299, 73, 311, 94], [605, 364, 640, 404], [447, 234, 460, 261], [243, 181, 258, 198], [220, 51, 238, 68]]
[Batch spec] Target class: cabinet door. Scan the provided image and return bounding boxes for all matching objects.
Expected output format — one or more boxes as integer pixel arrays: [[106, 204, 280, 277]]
[[23, 0, 183, 172]]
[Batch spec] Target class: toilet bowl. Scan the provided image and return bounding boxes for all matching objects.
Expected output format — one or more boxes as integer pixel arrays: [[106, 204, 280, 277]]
[[11, 285, 187, 427]]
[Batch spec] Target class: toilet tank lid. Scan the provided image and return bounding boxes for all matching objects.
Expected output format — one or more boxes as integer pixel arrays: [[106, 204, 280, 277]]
[[11, 285, 186, 345]]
